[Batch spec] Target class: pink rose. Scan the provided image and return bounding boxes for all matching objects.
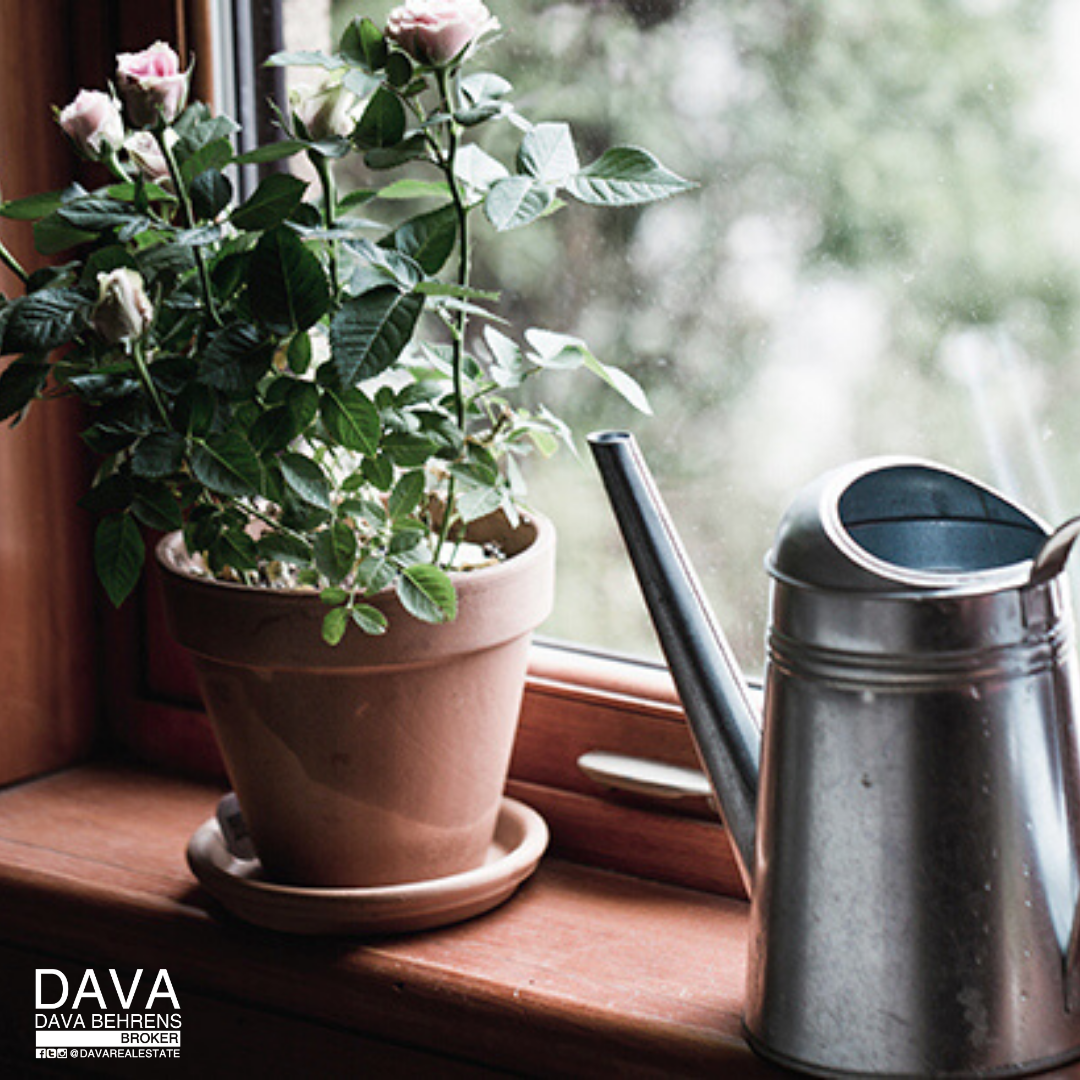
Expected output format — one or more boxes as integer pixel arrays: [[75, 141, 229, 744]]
[[386, 0, 500, 67], [116, 42, 190, 128], [57, 90, 125, 161]]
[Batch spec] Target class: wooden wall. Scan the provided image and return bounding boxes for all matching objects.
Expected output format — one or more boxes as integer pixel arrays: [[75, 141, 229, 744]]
[[0, 2, 197, 785]]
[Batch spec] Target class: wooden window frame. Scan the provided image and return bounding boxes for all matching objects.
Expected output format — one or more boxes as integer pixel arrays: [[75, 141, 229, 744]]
[[0, 5, 754, 1074], [0, 0, 741, 901]]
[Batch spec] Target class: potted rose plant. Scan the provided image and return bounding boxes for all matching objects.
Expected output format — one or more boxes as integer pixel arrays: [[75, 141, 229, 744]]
[[0, 2, 691, 898]]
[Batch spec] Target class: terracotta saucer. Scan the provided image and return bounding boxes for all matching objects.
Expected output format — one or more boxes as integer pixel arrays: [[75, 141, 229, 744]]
[[186, 797, 549, 936]]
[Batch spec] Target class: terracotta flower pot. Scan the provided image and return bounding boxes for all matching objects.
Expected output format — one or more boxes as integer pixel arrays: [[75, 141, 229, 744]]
[[156, 512, 555, 889]]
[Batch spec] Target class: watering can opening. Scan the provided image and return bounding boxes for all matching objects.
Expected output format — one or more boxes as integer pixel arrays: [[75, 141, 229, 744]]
[[836, 463, 1048, 576]]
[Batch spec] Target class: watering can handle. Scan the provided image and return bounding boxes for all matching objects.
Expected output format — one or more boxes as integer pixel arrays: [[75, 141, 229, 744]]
[[1029, 516, 1080, 589]]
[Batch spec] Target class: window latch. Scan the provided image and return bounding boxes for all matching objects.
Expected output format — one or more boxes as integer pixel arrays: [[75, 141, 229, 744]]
[[577, 750, 715, 810]]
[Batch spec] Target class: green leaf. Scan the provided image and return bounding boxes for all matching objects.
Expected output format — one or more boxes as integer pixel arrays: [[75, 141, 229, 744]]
[[191, 432, 262, 496], [381, 431, 437, 467], [33, 215, 96, 256], [81, 245, 140, 289], [175, 224, 224, 247], [525, 328, 652, 414], [582, 354, 652, 415], [364, 134, 430, 171], [173, 104, 239, 156], [484, 326, 530, 388], [95, 514, 145, 608], [4, 289, 87, 352], [285, 380, 320, 428], [380, 206, 458, 275], [377, 178, 451, 201], [328, 287, 423, 387], [287, 331, 312, 374], [198, 322, 274, 395], [231, 174, 309, 232], [0, 190, 65, 221], [356, 554, 394, 592], [209, 528, 259, 574], [384, 52, 413, 90], [397, 564, 457, 624], [454, 145, 509, 198], [517, 123, 579, 184], [179, 138, 235, 187], [132, 483, 183, 531], [353, 87, 406, 150], [347, 240, 424, 292], [55, 197, 144, 233], [523, 328, 587, 369], [0, 358, 48, 421], [460, 73, 512, 106], [352, 603, 388, 635], [362, 455, 394, 491], [457, 485, 503, 523], [313, 521, 357, 584], [281, 452, 332, 510], [189, 169, 233, 222], [257, 531, 313, 565], [173, 383, 218, 437], [248, 226, 331, 333], [341, 16, 388, 70], [131, 432, 186, 479], [388, 470, 425, 520], [321, 586, 349, 606], [233, 139, 310, 166], [322, 605, 350, 645], [184, 505, 223, 553], [319, 386, 380, 454], [484, 177, 555, 232], [265, 50, 345, 70], [566, 147, 696, 207], [249, 405, 297, 454]]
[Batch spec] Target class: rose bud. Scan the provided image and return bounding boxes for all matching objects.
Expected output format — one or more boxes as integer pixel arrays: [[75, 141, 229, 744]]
[[116, 42, 190, 129], [57, 90, 125, 161], [386, 0, 500, 67], [290, 77, 358, 142], [92, 268, 154, 346], [125, 130, 175, 190]]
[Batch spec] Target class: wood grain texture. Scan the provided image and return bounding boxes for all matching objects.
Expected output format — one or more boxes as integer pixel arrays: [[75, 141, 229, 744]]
[[0, 3, 97, 785], [0, 1, 196, 787], [0, 763, 774, 1077]]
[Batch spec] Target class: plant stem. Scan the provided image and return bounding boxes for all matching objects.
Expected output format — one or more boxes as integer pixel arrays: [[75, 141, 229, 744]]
[[433, 66, 471, 564], [131, 339, 171, 430], [103, 148, 132, 186], [238, 501, 311, 547], [155, 127, 222, 330], [0, 235, 28, 286], [437, 69, 471, 431], [312, 151, 340, 299]]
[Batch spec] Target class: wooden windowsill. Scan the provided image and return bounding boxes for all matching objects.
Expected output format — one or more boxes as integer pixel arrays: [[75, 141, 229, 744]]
[[0, 761, 775, 1077]]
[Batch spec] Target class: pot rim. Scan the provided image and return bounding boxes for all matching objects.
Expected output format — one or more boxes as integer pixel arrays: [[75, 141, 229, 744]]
[[155, 509, 554, 602]]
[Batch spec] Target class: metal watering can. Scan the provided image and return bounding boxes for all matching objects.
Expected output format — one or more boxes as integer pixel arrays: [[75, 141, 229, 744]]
[[589, 430, 1080, 1078]]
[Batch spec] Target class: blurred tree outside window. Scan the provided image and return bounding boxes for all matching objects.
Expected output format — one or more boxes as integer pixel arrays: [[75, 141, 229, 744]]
[[281, 0, 1080, 667]]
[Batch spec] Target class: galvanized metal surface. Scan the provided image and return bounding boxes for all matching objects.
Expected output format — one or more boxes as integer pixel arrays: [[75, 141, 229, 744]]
[[591, 433, 1080, 1077]]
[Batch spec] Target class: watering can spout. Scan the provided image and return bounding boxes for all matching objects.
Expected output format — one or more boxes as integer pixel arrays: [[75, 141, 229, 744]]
[[589, 431, 760, 892]]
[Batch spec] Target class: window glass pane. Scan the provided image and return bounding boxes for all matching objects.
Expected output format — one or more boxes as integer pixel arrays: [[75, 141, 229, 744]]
[[282, 0, 1080, 669]]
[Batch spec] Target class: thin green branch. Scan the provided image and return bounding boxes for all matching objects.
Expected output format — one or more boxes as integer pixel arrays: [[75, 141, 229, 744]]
[[131, 339, 171, 430], [312, 151, 340, 298], [0, 235, 29, 286], [432, 65, 473, 565], [155, 127, 222, 330]]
